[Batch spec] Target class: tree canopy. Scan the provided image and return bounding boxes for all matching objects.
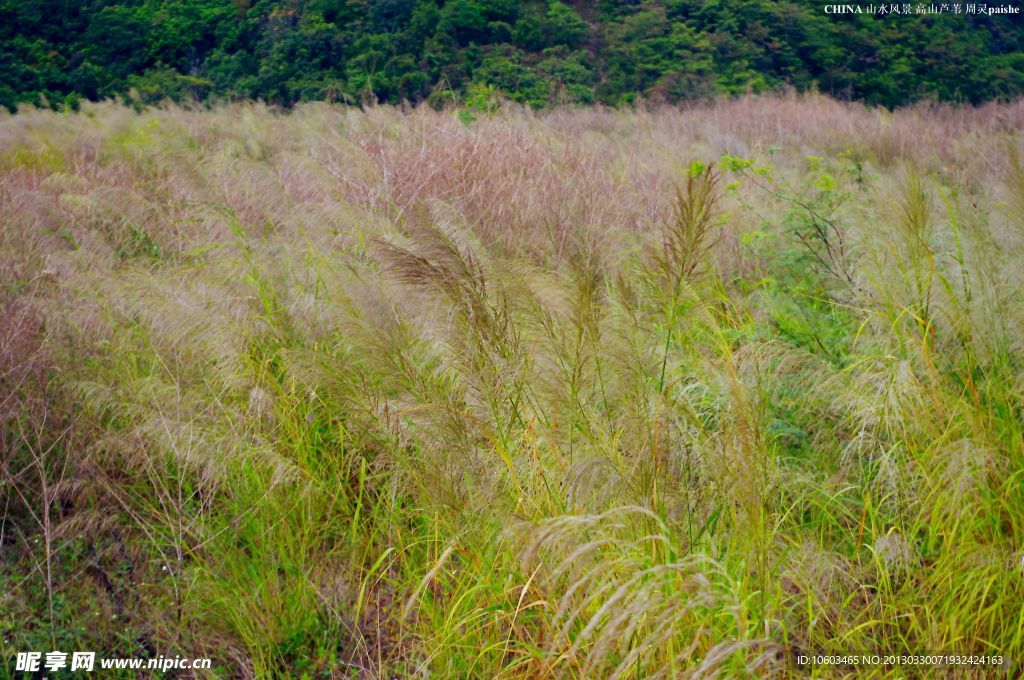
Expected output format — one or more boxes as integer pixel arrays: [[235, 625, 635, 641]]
[[2, 0, 1022, 111]]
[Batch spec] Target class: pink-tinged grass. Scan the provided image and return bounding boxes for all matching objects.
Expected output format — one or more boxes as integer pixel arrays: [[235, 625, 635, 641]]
[[1, 95, 1023, 677]]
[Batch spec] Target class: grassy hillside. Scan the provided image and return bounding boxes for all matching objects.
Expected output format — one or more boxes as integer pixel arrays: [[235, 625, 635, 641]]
[[2, 96, 1024, 676]]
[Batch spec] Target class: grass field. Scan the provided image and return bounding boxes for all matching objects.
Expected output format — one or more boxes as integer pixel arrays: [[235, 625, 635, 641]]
[[2, 95, 1024, 677]]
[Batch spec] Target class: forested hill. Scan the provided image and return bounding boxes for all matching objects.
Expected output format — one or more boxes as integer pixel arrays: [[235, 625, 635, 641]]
[[2, 0, 1022, 112]]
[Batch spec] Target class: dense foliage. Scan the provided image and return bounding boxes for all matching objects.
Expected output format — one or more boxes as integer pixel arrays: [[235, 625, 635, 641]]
[[2, 0, 1023, 112]]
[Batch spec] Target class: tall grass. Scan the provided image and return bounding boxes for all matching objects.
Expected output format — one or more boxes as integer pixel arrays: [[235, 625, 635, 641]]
[[1, 94, 1023, 677]]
